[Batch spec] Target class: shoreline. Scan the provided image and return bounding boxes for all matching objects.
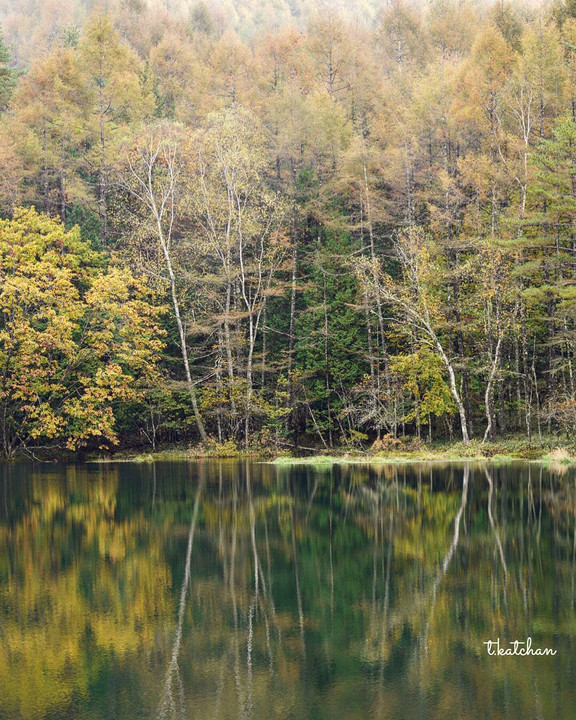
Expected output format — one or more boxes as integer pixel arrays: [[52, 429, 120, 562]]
[[4, 437, 576, 465], [84, 440, 576, 466]]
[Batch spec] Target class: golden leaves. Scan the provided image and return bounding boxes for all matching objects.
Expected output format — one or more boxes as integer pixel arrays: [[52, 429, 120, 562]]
[[0, 207, 164, 456]]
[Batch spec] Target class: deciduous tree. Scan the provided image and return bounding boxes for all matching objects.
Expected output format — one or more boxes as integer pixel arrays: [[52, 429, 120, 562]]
[[0, 207, 164, 458]]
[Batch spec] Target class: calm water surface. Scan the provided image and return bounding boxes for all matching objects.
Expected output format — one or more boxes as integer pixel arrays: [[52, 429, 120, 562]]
[[0, 460, 575, 719]]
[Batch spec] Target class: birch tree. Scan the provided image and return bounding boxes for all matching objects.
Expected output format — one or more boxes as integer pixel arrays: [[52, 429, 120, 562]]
[[119, 122, 208, 441], [358, 226, 471, 444], [192, 107, 287, 443]]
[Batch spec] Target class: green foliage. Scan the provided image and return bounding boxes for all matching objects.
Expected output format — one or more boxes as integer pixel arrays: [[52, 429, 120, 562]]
[[390, 348, 457, 425], [0, 25, 15, 111], [65, 204, 101, 247], [5, 2, 576, 451], [116, 386, 195, 449]]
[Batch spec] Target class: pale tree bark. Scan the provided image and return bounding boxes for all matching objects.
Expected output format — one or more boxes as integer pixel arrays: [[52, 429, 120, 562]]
[[360, 229, 470, 444], [195, 111, 286, 445], [429, 329, 470, 445], [121, 126, 207, 441], [288, 158, 299, 438], [482, 297, 516, 444], [158, 472, 204, 720], [235, 190, 279, 444], [483, 331, 503, 444], [363, 159, 391, 388], [380, 286, 470, 443], [197, 154, 236, 401]]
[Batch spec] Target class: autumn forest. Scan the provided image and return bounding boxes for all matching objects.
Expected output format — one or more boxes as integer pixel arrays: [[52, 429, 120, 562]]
[[3, 0, 576, 459]]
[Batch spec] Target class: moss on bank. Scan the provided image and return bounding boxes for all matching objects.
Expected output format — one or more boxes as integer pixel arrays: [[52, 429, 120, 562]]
[[271, 439, 576, 465], [88, 436, 576, 465]]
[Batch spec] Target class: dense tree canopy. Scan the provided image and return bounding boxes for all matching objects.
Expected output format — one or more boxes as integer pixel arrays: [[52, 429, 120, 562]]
[[4, 0, 576, 455]]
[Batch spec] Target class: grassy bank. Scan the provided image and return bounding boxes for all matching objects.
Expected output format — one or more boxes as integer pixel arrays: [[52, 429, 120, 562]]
[[272, 437, 576, 466], [272, 449, 575, 466], [88, 436, 576, 466]]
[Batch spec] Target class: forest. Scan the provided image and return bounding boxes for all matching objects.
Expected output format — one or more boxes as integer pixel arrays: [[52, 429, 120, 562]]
[[2, 0, 576, 458]]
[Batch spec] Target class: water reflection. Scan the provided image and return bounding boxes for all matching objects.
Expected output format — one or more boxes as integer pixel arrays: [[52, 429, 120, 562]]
[[0, 461, 575, 719], [158, 470, 204, 720]]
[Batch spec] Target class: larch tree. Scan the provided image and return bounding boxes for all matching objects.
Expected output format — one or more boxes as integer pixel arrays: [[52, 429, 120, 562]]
[[149, 30, 201, 121], [79, 11, 153, 245], [11, 46, 91, 222], [522, 114, 576, 439]]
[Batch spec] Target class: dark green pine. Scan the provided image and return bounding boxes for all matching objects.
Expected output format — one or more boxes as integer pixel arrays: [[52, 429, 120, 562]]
[[0, 25, 15, 112]]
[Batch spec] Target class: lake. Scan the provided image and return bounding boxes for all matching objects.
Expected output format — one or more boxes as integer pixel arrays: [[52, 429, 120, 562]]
[[0, 460, 574, 719]]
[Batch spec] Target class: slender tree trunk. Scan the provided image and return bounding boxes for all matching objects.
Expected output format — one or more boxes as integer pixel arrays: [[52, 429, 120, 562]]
[[364, 161, 390, 393], [514, 328, 523, 430], [123, 133, 208, 441], [483, 333, 502, 444], [245, 314, 256, 445], [451, 263, 473, 438], [157, 221, 207, 442], [60, 138, 66, 223], [521, 317, 532, 445], [168, 264, 208, 442], [359, 220, 377, 436], [497, 376, 507, 435], [288, 159, 299, 439], [438, 341, 470, 444], [99, 88, 107, 245], [216, 330, 224, 442], [288, 218, 298, 437], [322, 270, 333, 447], [224, 278, 237, 424], [261, 305, 266, 389]]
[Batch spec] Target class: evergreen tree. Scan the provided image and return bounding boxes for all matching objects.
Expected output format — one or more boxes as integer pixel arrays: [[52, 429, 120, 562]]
[[0, 25, 15, 112]]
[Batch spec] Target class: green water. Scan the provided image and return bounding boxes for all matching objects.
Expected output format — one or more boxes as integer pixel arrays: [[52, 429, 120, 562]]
[[0, 460, 574, 719]]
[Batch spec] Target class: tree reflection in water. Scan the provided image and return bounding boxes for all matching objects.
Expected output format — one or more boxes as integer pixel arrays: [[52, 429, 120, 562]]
[[0, 460, 574, 720], [157, 469, 204, 720]]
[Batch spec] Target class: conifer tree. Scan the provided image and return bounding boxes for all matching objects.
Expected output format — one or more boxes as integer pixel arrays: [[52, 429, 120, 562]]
[[0, 25, 15, 112]]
